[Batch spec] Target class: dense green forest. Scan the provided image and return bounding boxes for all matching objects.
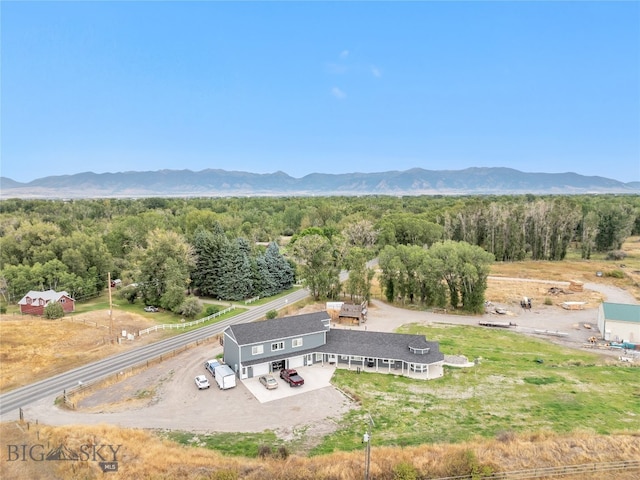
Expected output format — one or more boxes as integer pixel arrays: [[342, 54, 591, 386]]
[[1, 195, 638, 315]]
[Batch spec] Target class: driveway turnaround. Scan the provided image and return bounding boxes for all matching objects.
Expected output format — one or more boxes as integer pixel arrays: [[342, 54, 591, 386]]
[[243, 365, 336, 403]]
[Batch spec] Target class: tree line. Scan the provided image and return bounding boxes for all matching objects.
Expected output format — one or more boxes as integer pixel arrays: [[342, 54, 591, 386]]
[[0, 194, 637, 314]]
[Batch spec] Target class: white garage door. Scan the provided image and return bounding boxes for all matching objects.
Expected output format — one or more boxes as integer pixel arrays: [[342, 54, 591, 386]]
[[288, 356, 304, 369], [252, 363, 269, 376]]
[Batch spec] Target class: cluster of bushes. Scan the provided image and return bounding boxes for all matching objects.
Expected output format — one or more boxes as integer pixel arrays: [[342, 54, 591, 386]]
[[257, 444, 289, 460]]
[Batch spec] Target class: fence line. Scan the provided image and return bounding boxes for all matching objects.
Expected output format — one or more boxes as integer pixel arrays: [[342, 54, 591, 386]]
[[432, 459, 640, 480], [137, 306, 236, 336], [63, 316, 109, 329], [59, 336, 220, 409]]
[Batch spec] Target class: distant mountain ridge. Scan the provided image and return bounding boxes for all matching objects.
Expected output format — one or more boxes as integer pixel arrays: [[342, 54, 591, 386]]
[[1, 167, 638, 199]]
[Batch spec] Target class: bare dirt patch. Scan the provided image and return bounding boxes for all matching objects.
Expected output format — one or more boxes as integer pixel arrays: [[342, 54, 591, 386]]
[[488, 237, 640, 304], [484, 278, 604, 312]]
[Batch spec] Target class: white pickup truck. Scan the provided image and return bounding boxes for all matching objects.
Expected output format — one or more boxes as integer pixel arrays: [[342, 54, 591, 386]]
[[204, 359, 220, 377]]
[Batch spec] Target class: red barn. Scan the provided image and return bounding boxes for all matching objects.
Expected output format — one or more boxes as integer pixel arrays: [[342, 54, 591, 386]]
[[18, 290, 75, 316]]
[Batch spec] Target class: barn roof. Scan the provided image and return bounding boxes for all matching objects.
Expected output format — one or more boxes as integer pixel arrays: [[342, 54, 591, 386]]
[[18, 289, 72, 305], [602, 302, 640, 323]]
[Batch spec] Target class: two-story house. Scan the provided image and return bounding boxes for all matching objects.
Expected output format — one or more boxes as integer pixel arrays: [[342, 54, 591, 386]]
[[18, 289, 75, 316], [222, 311, 444, 380]]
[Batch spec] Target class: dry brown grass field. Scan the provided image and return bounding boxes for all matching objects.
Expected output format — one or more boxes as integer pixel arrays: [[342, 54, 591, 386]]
[[0, 310, 162, 392], [486, 237, 640, 306], [1, 422, 638, 480]]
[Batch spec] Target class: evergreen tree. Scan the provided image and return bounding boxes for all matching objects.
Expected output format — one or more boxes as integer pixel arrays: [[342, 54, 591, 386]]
[[218, 239, 253, 300], [264, 242, 295, 292], [191, 223, 228, 298]]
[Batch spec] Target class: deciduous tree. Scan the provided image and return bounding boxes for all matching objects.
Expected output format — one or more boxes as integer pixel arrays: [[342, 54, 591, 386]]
[[291, 234, 340, 300], [138, 229, 195, 312]]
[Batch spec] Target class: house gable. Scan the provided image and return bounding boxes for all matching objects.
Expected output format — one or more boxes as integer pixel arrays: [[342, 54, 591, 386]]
[[18, 289, 75, 315]]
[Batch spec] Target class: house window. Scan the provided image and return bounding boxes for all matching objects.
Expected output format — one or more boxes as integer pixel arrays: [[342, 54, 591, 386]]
[[271, 342, 284, 352], [382, 359, 392, 364], [292, 338, 303, 348], [409, 346, 430, 354], [252, 345, 264, 355], [352, 356, 363, 362], [60, 298, 66, 303]]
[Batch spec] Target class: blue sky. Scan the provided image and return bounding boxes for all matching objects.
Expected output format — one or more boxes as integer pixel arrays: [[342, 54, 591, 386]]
[[2, 1, 639, 183]]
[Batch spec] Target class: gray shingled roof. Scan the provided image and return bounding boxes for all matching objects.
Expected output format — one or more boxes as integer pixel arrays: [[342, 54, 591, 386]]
[[225, 311, 330, 345], [239, 327, 444, 367], [316, 329, 444, 364]]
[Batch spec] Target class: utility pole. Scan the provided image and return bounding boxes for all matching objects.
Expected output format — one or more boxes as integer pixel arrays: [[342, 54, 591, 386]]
[[108, 272, 113, 337], [363, 413, 374, 480]]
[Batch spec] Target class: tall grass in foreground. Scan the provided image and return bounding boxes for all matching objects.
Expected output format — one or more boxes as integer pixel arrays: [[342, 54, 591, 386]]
[[1, 422, 638, 480]]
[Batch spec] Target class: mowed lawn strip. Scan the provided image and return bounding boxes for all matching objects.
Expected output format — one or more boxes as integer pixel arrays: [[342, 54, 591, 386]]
[[313, 324, 640, 455]]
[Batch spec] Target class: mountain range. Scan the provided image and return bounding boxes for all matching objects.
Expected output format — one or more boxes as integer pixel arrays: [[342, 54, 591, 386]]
[[1, 168, 639, 199]]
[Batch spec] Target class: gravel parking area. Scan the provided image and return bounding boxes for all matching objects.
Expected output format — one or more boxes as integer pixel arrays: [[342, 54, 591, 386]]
[[21, 343, 352, 439], [19, 280, 636, 438]]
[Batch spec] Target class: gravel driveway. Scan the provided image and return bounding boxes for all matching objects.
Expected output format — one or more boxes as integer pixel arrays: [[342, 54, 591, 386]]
[[20, 280, 636, 438]]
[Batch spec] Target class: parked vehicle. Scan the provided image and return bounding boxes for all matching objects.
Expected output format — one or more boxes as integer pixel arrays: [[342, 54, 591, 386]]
[[214, 364, 236, 390], [280, 368, 304, 387], [144, 306, 159, 312], [194, 375, 210, 390], [204, 359, 220, 377], [258, 374, 278, 390]]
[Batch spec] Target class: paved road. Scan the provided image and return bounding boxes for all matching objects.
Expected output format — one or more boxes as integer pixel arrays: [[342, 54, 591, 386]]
[[2, 276, 635, 422], [0, 288, 310, 419]]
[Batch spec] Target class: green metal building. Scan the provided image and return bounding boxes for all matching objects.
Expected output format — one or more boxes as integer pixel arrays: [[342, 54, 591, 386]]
[[597, 302, 640, 343]]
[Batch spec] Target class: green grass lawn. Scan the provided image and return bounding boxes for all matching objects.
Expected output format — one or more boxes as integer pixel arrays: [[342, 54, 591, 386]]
[[161, 430, 283, 458], [311, 324, 640, 455], [67, 293, 246, 327]]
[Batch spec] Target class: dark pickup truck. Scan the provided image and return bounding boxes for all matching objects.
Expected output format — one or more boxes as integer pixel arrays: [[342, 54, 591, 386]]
[[280, 368, 304, 387]]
